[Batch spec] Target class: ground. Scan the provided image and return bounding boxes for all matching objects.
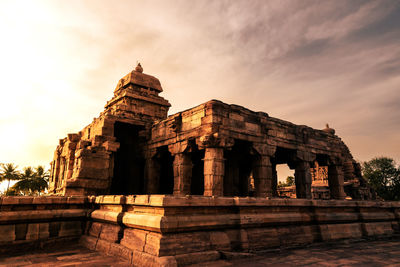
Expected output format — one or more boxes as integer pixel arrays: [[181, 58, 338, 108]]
[[1, 238, 400, 266]]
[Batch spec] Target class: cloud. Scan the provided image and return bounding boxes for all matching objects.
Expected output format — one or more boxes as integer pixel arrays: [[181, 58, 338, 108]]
[[0, 0, 399, 170]]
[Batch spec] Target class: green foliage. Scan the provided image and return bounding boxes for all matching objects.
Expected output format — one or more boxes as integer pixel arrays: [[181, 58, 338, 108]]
[[1, 164, 49, 196], [362, 157, 400, 201], [12, 166, 49, 196], [3, 187, 21, 196], [278, 176, 295, 188], [0, 163, 20, 191]]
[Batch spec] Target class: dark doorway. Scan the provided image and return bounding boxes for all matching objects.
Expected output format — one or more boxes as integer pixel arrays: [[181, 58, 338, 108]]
[[224, 140, 255, 197], [155, 146, 174, 194], [110, 122, 145, 194], [191, 149, 205, 195]]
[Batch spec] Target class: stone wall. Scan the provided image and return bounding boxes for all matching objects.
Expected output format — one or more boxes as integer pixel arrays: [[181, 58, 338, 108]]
[[146, 100, 372, 200], [0, 196, 90, 254], [80, 195, 400, 266]]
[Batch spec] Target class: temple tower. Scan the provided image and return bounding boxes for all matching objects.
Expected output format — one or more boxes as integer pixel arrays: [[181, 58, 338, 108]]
[[48, 64, 170, 195]]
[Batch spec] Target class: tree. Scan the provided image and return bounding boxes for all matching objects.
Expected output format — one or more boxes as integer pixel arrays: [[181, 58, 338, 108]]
[[0, 163, 20, 192], [278, 176, 295, 188], [32, 166, 49, 195], [286, 176, 294, 186], [13, 167, 35, 195], [3, 187, 21, 196], [12, 166, 49, 196], [362, 157, 400, 201]]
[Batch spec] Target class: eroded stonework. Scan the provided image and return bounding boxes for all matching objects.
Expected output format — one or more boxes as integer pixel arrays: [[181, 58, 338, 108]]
[[49, 64, 374, 200]]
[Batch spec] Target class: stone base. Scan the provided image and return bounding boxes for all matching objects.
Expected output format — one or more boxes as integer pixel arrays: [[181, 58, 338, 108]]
[[0, 196, 89, 255], [79, 195, 400, 266]]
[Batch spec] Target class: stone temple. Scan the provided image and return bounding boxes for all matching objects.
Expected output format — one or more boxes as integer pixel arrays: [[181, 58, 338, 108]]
[[48, 63, 373, 200], [2, 64, 399, 267]]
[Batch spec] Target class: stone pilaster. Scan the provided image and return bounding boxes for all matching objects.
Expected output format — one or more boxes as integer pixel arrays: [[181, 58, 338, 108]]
[[272, 162, 278, 197], [173, 153, 192, 196], [252, 155, 273, 198], [145, 156, 160, 194], [295, 161, 312, 199], [52, 155, 61, 193], [328, 165, 346, 199], [203, 147, 225, 197]]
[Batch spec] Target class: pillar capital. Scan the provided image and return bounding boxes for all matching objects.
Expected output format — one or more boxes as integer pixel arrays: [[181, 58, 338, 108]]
[[328, 155, 344, 166], [196, 134, 234, 149], [295, 150, 316, 163], [168, 140, 194, 155], [253, 143, 276, 157]]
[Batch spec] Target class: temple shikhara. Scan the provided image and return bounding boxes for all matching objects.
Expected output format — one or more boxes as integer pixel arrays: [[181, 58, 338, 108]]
[[48, 64, 374, 200]]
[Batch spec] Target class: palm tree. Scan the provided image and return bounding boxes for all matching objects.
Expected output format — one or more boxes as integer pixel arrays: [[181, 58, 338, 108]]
[[13, 167, 35, 195], [33, 166, 49, 196], [13, 166, 49, 196], [0, 163, 20, 192]]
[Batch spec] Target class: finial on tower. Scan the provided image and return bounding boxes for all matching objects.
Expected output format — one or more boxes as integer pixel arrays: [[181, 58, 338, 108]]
[[135, 62, 143, 73], [323, 123, 335, 135]]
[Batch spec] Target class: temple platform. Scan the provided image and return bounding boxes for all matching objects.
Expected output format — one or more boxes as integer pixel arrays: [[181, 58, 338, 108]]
[[0, 196, 399, 266]]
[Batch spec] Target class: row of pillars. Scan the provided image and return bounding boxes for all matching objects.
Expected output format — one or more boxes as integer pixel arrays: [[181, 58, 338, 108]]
[[294, 162, 346, 199], [148, 146, 346, 199]]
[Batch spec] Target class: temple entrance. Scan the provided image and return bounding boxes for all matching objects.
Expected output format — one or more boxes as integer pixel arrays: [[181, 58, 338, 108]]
[[191, 148, 205, 195], [155, 146, 174, 194], [110, 122, 145, 194], [224, 140, 256, 197]]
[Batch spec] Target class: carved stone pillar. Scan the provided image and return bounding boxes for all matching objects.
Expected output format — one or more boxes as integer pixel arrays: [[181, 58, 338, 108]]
[[272, 162, 278, 197], [253, 155, 273, 198], [173, 153, 192, 196], [145, 156, 160, 194], [328, 165, 346, 199], [295, 161, 312, 199], [203, 147, 225, 196]]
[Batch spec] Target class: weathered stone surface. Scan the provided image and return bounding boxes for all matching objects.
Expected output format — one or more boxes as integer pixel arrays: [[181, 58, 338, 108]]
[[0, 225, 15, 242], [247, 228, 280, 250], [88, 221, 102, 238], [319, 223, 363, 240], [99, 224, 121, 243], [363, 222, 394, 236], [58, 221, 83, 237], [120, 228, 147, 252], [80, 235, 98, 250], [26, 223, 49, 240]]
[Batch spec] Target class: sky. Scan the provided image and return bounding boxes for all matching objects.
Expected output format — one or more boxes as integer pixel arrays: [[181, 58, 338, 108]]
[[0, 0, 399, 185]]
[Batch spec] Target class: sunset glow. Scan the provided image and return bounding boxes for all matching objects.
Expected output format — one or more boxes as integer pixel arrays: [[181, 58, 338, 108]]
[[0, 0, 399, 181]]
